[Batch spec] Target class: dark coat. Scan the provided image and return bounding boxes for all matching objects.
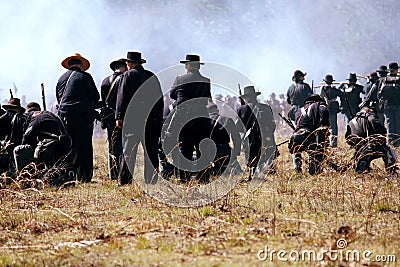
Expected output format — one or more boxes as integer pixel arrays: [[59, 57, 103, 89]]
[[236, 101, 276, 136], [0, 110, 26, 146], [22, 111, 65, 148], [101, 71, 124, 110], [56, 67, 100, 116], [345, 109, 387, 139], [338, 83, 364, 113], [115, 65, 163, 124], [209, 113, 241, 155], [170, 69, 211, 116], [320, 85, 343, 114], [295, 100, 330, 131], [377, 75, 400, 108], [286, 81, 313, 107]]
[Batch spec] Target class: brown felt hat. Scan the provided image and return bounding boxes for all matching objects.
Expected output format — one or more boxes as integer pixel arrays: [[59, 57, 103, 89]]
[[61, 53, 90, 71], [3, 98, 25, 113], [240, 86, 261, 97]]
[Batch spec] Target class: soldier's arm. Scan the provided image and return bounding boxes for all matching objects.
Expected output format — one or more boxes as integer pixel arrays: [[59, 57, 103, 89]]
[[170, 77, 179, 100]]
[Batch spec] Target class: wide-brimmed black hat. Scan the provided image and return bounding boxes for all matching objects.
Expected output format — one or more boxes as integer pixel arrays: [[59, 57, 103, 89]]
[[180, 54, 204, 65], [26, 102, 41, 112], [110, 58, 127, 70], [388, 62, 399, 71], [305, 94, 325, 104], [346, 73, 357, 81], [3, 98, 25, 113], [323, 74, 335, 83], [126, 51, 146, 64], [292, 70, 307, 80], [61, 53, 90, 71], [240, 86, 261, 97], [376, 65, 388, 73]]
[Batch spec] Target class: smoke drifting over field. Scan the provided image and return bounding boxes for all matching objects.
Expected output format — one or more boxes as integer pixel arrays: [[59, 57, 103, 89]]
[[0, 0, 399, 103]]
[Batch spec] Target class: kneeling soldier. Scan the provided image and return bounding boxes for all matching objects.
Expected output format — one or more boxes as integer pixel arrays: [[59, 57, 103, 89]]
[[345, 105, 397, 174], [14, 104, 71, 173], [288, 94, 330, 175]]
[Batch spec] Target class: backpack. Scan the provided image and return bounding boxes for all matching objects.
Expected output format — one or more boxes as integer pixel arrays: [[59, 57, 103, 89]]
[[378, 76, 400, 99]]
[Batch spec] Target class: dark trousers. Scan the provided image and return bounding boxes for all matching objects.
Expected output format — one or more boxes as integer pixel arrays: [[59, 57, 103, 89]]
[[384, 106, 400, 147], [64, 114, 94, 182], [119, 130, 160, 185], [178, 118, 210, 181], [106, 121, 122, 180]]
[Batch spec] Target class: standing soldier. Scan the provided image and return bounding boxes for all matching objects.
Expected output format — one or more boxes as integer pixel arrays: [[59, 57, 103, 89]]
[[288, 94, 330, 175], [115, 51, 164, 185], [267, 92, 281, 124], [377, 62, 400, 147], [169, 54, 212, 183], [320, 74, 342, 147], [237, 86, 276, 179], [100, 58, 127, 180], [360, 71, 384, 124], [287, 70, 313, 172], [338, 73, 364, 124], [376, 65, 388, 79], [56, 53, 100, 182]]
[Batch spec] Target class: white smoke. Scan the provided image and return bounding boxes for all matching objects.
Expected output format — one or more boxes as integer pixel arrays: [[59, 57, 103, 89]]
[[0, 0, 399, 105]]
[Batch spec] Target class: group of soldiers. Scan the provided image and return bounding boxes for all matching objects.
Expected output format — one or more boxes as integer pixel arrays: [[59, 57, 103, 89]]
[[0, 52, 399, 186], [286, 66, 399, 174]]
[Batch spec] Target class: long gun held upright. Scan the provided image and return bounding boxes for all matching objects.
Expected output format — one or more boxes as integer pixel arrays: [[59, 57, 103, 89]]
[[238, 83, 245, 106], [9, 89, 13, 99], [41, 83, 47, 111]]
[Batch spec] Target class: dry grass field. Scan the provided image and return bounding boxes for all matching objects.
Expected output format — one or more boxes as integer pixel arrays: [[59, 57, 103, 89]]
[[0, 137, 399, 266]]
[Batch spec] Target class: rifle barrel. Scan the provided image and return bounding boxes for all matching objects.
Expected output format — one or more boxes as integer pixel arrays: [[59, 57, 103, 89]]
[[41, 83, 47, 111]]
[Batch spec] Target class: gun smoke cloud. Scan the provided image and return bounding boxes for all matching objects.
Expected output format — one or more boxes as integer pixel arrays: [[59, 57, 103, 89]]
[[0, 0, 399, 103]]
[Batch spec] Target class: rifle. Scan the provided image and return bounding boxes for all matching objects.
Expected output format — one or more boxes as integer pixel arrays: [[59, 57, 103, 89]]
[[238, 83, 245, 105], [312, 79, 314, 94], [278, 112, 295, 130], [9, 89, 13, 99], [339, 84, 354, 119], [41, 83, 47, 111]]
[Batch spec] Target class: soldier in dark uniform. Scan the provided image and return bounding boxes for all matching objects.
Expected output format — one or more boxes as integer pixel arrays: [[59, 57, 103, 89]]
[[206, 103, 241, 179], [288, 94, 330, 175], [338, 73, 364, 124], [100, 58, 127, 180], [377, 62, 400, 147], [0, 98, 27, 176], [115, 51, 164, 185], [320, 74, 343, 147], [360, 71, 384, 124], [377, 65, 388, 79], [345, 106, 397, 174], [56, 53, 100, 182], [169, 54, 212, 182], [286, 70, 313, 121], [237, 86, 276, 179], [287, 70, 313, 172], [14, 106, 71, 172]]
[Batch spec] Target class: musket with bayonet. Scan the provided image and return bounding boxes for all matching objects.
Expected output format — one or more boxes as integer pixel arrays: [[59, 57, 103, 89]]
[[278, 112, 295, 130], [9, 89, 13, 99], [41, 83, 47, 111]]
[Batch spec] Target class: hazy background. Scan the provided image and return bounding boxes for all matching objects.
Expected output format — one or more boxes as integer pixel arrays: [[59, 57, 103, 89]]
[[1, 0, 399, 105]]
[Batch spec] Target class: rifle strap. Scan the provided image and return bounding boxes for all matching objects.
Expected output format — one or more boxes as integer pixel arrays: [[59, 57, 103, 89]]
[[59, 71, 76, 106], [105, 74, 122, 107]]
